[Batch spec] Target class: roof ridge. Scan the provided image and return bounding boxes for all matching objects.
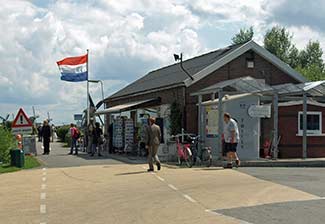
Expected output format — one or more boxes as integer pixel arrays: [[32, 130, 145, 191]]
[[147, 42, 244, 74]]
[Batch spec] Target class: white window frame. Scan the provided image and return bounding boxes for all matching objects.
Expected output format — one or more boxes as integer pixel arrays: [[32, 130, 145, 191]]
[[298, 111, 322, 136]]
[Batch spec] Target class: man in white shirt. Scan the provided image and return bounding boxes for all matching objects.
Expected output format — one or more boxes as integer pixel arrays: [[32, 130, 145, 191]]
[[223, 113, 240, 168]]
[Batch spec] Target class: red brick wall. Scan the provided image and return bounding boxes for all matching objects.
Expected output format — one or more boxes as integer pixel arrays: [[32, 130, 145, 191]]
[[278, 104, 325, 158], [185, 51, 300, 133], [106, 50, 302, 135]]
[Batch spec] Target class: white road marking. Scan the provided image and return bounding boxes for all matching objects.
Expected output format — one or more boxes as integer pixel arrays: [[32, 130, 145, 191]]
[[183, 194, 196, 203], [142, 166, 147, 169], [168, 184, 178, 191], [42, 168, 46, 171], [42, 177, 46, 182], [43, 172, 46, 176], [40, 222, 46, 224], [156, 176, 165, 182], [205, 210, 253, 224], [40, 204, 46, 214], [41, 184, 46, 190], [40, 193, 46, 200]]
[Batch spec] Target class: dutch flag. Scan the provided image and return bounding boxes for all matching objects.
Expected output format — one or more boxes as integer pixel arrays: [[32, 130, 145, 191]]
[[57, 54, 88, 82]]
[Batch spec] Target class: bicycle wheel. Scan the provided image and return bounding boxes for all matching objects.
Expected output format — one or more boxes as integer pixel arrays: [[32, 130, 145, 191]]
[[202, 150, 212, 167], [184, 147, 193, 168], [177, 156, 182, 166]]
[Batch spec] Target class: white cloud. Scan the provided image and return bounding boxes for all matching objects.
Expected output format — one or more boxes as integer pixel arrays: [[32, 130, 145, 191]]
[[1, 0, 325, 123]]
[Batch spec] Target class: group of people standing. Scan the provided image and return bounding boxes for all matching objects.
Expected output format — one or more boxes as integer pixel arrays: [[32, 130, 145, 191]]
[[37, 113, 240, 170], [69, 121, 104, 157]]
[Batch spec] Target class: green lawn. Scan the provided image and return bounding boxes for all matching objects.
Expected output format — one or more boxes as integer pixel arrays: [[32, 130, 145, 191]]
[[0, 155, 41, 174]]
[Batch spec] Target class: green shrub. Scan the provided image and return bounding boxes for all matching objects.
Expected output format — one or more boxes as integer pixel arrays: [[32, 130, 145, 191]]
[[65, 132, 72, 147], [57, 125, 70, 142], [0, 127, 16, 164]]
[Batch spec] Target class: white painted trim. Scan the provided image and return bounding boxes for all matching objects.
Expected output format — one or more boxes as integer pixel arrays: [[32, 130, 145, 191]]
[[298, 111, 322, 135], [279, 100, 325, 107], [185, 40, 306, 87]]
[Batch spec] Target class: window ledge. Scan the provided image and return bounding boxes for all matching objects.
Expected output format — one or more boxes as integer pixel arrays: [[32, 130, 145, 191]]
[[296, 133, 325, 137]]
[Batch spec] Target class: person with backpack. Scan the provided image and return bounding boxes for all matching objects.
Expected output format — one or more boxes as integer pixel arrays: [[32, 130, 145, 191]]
[[69, 123, 79, 155]]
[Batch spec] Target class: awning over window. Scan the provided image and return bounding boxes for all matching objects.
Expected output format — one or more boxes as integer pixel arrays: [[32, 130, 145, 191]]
[[94, 98, 160, 115]]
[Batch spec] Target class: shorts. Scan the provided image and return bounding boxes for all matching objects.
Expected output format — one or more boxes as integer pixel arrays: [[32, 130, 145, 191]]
[[224, 143, 238, 153]]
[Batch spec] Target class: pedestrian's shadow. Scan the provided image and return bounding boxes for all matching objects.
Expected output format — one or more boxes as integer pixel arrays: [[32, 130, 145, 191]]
[[195, 168, 225, 171], [115, 171, 148, 176]]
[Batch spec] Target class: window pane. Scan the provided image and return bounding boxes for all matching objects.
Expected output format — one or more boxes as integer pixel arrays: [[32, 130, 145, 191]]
[[299, 113, 320, 131]]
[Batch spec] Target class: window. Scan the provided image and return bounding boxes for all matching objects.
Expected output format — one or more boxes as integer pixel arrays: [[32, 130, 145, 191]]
[[298, 112, 322, 135], [246, 60, 254, 68]]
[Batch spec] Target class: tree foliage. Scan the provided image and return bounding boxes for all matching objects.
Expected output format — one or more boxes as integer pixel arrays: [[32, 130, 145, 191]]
[[231, 26, 254, 45], [264, 26, 294, 65], [0, 127, 16, 164], [169, 101, 182, 136], [232, 25, 325, 81]]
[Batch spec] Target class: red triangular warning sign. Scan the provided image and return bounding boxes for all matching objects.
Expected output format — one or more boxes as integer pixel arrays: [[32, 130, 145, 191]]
[[12, 108, 33, 128]]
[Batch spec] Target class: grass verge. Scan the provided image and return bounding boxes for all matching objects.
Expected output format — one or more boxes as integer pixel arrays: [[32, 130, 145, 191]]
[[0, 155, 41, 174]]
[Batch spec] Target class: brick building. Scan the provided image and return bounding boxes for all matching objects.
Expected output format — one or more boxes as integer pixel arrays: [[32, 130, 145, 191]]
[[98, 41, 325, 159], [104, 40, 305, 133]]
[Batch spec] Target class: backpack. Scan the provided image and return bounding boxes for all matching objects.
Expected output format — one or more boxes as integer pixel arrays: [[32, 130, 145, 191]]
[[73, 128, 80, 139]]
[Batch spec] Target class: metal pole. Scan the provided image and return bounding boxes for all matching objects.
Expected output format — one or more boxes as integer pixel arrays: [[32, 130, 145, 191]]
[[86, 49, 90, 127], [198, 95, 202, 154], [218, 89, 223, 160], [273, 93, 279, 159], [303, 93, 307, 159]]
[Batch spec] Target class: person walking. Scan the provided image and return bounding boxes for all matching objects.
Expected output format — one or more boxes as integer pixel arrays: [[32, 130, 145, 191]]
[[41, 120, 51, 155], [145, 117, 161, 172], [91, 122, 103, 157], [69, 123, 79, 155], [223, 113, 240, 168]]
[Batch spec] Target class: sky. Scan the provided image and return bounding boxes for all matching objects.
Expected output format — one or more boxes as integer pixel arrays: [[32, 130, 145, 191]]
[[1, 0, 325, 125]]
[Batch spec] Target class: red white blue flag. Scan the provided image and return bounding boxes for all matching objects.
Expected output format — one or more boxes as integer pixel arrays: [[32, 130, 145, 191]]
[[57, 54, 88, 82]]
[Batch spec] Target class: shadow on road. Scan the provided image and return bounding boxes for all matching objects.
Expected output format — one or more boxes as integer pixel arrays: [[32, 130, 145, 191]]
[[115, 171, 148, 176]]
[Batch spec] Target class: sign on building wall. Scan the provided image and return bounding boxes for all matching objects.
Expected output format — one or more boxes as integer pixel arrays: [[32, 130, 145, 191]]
[[206, 105, 218, 136], [248, 105, 271, 118]]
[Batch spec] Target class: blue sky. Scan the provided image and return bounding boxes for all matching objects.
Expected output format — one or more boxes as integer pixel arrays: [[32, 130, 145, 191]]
[[1, 0, 325, 124]]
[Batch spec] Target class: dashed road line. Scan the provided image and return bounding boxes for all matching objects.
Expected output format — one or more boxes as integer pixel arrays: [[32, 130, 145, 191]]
[[41, 184, 46, 190], [40, 204, 46, 214], [42, 177, 47, 182], [156, 176, 165, 182], [40, 193, 46, 200], [183, 194, 197, 203], [42, 168, 47, 171], [168, 184, 178, 191]]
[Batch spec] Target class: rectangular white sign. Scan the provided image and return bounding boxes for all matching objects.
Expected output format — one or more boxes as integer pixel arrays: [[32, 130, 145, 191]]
[[12, 126, 33, 135]]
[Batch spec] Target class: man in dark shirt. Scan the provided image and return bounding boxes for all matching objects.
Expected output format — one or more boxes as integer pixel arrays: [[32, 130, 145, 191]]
[[42, 120, 51, 155]]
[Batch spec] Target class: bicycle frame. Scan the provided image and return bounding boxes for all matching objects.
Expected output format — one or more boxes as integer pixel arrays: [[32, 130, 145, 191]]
[[175, 137, 191, 160]]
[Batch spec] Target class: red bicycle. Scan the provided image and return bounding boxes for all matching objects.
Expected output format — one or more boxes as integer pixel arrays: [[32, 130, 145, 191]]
[[172, 134, 193, 168]]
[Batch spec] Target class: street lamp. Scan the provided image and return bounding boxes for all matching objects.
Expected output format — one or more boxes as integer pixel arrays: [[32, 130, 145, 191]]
[[173, 53, 194, 80]]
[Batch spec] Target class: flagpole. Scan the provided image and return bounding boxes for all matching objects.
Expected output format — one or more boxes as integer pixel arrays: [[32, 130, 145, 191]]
[[87, 49, 90, 127]]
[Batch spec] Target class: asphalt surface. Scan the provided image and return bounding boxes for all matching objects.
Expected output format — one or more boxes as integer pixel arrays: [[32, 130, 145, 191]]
[[2, 141, 325, 224], [214, 167, 325, 224], [36, 140, 146, 168]]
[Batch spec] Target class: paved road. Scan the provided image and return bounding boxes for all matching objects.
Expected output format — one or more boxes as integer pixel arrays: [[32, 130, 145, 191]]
[[36, 141, 145, 168], [2, 142, 325, 224]]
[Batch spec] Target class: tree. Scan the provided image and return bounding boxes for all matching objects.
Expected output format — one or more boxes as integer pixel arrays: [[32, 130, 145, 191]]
[[288, 45, 300, 69], [299, 40, 324, 70], [169, 101, 182, 136], [264, 26, 293, 65], [231, 27, 254, 45], [296, 64, 325, 81]]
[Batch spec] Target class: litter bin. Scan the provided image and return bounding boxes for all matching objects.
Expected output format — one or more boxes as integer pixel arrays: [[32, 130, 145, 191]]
[[10, 149, 25, 168]]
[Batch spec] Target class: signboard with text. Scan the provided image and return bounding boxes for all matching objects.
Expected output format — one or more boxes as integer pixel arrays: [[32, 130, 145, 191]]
[[11, 108, 33, 135]]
